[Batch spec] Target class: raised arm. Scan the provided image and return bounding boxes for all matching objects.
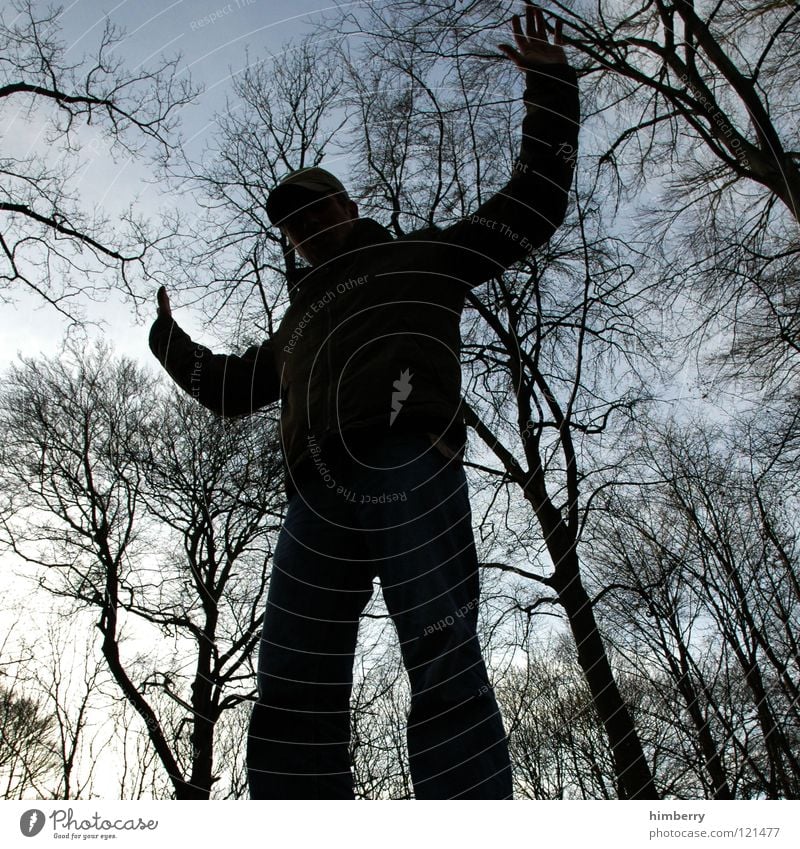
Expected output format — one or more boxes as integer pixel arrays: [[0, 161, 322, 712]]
[[148, 286, 280, 417], [433, 3, 579, 287]]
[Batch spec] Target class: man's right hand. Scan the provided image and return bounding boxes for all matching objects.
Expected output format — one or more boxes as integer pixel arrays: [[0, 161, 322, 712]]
[[157, 285, 172, 319]]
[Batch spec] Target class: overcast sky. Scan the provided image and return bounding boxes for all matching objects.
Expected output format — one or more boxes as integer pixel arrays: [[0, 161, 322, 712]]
[[0, 0, 356, 368]]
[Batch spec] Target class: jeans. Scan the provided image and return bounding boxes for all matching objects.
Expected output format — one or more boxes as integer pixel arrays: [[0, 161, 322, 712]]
[[247, 431, 513, 799]]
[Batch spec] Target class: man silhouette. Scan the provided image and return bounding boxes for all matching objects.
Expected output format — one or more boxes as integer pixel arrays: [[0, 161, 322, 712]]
[[149, 2, 578, 799]]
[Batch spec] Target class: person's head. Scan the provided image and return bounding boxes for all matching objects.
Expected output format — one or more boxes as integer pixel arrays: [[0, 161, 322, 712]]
[[266, 167, 359, 266]]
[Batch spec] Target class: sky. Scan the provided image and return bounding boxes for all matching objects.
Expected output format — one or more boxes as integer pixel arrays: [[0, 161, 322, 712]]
[[0, 0, 361, 368]]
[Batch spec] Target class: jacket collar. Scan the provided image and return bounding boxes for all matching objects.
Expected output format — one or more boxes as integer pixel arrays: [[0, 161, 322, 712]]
[[286, 217, 393, 302]]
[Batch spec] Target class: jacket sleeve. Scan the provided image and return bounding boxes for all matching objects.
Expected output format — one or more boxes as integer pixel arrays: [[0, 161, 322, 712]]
[[148, 314, 281, 417], [432, 62, 579, 287]]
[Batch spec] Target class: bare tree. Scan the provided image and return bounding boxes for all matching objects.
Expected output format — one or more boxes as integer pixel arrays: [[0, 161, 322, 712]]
[[0, 0, 195, 320], [0, 340, 284, 798], [0, 628, 60, 800], [548, 1, 800, 465], [591, 417, 800, 798], [349, 632, 413, 800], [27, 621, 108, 799], [0, 684, 60, 798], [498, 637, 622, 799], [112, 697, 170, 800], [553, 0, 800, 218]]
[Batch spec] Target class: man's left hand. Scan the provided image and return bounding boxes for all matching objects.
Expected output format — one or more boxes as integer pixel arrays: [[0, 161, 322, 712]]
[[498, 2, 567, 69]]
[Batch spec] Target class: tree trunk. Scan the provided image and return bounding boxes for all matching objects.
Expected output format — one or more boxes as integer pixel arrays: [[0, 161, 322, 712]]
[[550, 550, 659, 799]]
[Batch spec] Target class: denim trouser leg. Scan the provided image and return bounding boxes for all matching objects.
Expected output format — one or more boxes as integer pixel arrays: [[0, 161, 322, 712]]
[[247, 432, 513, 799], [350, 435, 513, 799], [247, 483, 374, 800]]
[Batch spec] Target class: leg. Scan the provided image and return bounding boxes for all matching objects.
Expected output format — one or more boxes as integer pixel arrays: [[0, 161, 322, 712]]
[[247, 478, 374, 799], [349, 433, 513, 799]]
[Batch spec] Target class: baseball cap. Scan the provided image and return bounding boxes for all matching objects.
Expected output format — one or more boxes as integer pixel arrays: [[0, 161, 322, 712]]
[[266, 166, 349, 226]]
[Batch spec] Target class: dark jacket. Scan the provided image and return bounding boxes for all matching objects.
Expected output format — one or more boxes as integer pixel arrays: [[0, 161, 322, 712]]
[[149, 63, 580, 495]]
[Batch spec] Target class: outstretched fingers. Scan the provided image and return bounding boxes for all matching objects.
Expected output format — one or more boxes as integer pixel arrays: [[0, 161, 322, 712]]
[[498, 3, 568, 69], [528, 3, 542, 42]]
